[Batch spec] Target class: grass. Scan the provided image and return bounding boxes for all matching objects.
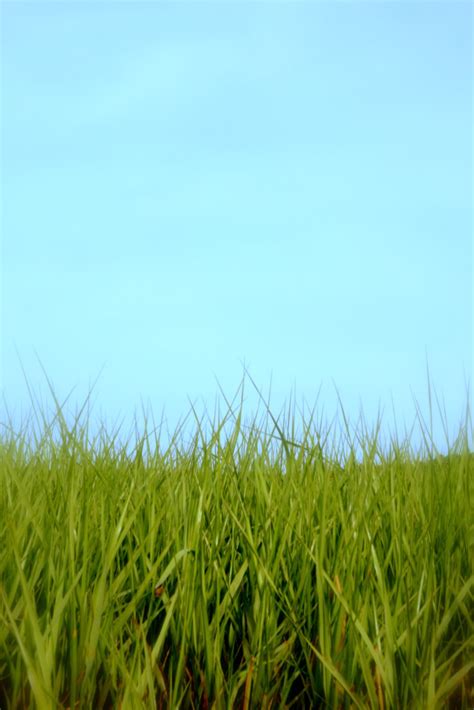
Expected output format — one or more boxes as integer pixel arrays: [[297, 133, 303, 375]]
[[0, 371, 473, 709]]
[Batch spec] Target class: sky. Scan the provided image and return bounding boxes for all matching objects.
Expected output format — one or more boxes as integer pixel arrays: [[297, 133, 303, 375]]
[[1, 1, 472, 457]]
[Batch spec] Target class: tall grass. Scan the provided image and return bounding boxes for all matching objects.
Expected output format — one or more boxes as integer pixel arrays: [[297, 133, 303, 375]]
[[0, 373, 473, 708]]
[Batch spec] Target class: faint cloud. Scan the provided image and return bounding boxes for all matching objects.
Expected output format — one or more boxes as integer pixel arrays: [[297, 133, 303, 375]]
[[66, 34, 272, 128]]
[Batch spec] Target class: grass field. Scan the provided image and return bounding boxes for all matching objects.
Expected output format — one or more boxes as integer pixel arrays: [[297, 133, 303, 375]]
[[1, 375, 473, 709]]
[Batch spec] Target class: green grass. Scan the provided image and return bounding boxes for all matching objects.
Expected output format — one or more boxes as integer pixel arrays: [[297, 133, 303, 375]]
[[0, 373, 473, 709]]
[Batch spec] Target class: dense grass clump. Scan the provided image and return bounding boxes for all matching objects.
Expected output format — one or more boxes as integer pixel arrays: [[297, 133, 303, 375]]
[[0, 377, 473, 708]]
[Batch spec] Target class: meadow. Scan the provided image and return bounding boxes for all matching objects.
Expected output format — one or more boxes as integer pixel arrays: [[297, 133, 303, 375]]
[[1, 375, 473, 709]]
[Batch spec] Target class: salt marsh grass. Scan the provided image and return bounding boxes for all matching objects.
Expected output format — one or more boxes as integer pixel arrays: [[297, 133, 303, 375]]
[[0, 373, 473, 708]]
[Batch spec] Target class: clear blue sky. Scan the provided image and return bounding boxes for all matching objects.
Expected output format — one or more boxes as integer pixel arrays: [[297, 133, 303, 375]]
[[1, 1, 472, 456]]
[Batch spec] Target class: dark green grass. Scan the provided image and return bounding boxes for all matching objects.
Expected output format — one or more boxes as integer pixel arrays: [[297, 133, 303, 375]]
[[0, 374, 473, 708]]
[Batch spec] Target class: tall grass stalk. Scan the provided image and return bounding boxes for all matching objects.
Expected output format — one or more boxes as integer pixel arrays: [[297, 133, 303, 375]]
[[0, 373, 473, 708]]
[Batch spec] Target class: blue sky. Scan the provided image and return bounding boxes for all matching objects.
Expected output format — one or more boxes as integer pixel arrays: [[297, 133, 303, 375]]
[[1, 1, 472, 456]]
